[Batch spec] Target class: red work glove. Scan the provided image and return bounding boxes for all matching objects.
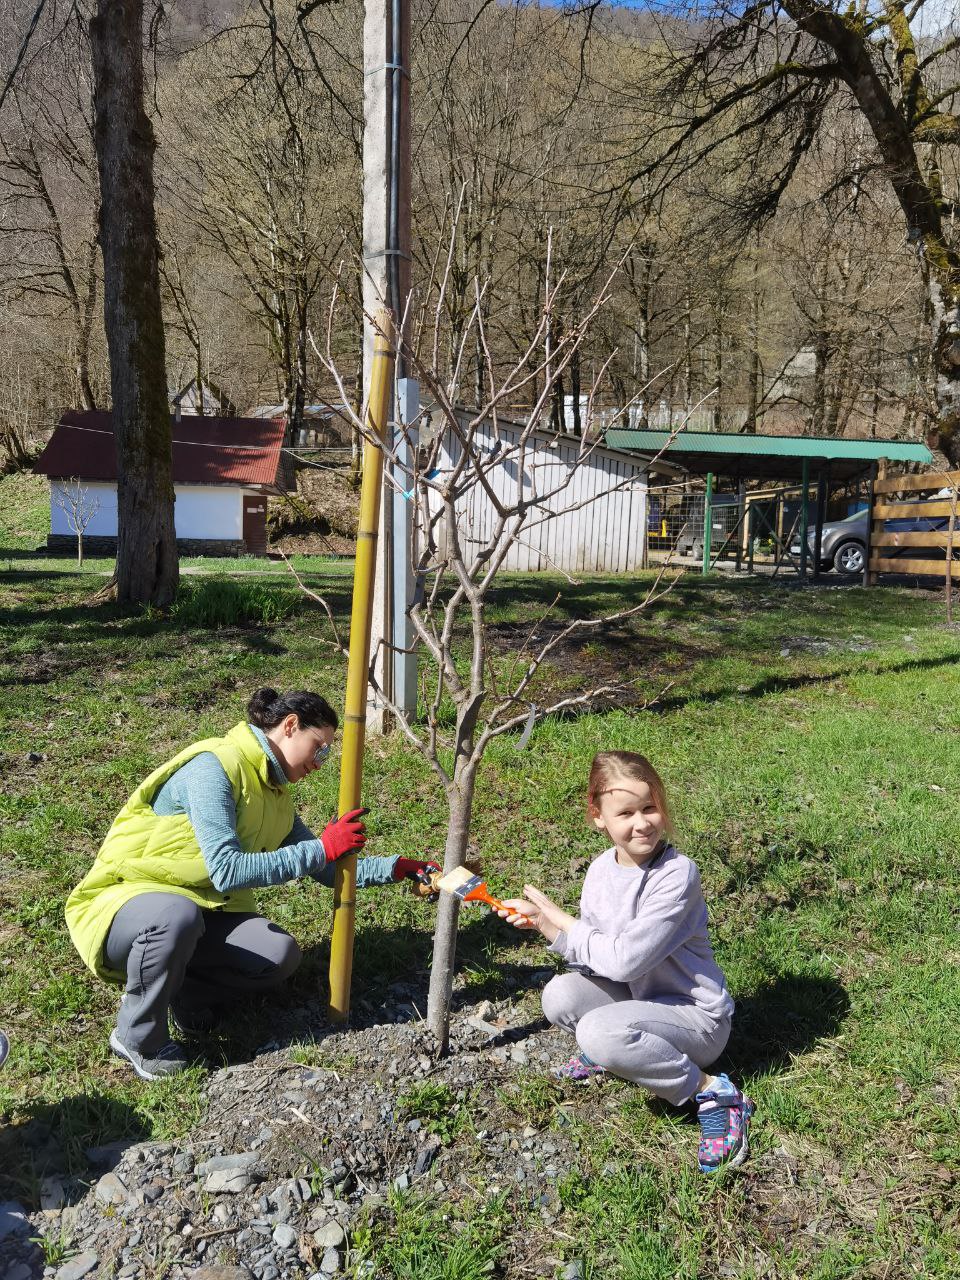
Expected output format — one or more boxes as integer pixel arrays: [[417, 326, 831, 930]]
[[320, 807, 368, 861], [393, 857, 442, 884]]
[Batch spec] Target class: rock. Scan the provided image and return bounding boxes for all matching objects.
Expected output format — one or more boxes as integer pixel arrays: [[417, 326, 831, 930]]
[[0, 1200, 30, 1240], [272, 1223, 297, 1249], [85, 1141, 133, 1169], [56, 1253, 99, 1280], [313, 1220, 346, 1249], [391, 1172, 410, 1192], [204, 1170, 260, 1194], [412, 1143, 440, 1177], [40, 1175, 66, 1210], [6, 1263, 33, 1280], [466, 1017, 500, 1038], [196, 1153, 263, 1177], [189, 1268, 254, 1280], [139, 1181, 165, 1205], [95, 1172, 128, 1205], [320, 1247, 341, 1274], [561, 1263, 584, 1280]]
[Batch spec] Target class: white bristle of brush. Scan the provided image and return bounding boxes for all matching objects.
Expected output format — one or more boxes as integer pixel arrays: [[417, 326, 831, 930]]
[[436, 866, 483, 896]]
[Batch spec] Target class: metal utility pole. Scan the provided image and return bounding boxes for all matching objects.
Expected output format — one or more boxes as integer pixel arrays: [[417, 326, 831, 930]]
[[363, 0, 415, 733]]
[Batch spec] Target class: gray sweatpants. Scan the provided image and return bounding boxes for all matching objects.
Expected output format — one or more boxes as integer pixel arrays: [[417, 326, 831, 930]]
[[543, 971, 731, 1106], [104, 892, 302, 1054]]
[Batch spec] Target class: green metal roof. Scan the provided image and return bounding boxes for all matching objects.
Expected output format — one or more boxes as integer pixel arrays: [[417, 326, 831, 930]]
[[604, 429, 932, 483]]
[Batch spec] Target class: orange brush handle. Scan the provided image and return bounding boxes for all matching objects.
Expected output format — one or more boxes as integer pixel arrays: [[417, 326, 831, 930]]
[[466, 884, 531, 925]]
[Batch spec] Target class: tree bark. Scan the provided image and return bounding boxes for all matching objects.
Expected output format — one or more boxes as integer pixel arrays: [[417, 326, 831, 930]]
[[90, 0, 177, 605], [427, 765, 478, 1055]]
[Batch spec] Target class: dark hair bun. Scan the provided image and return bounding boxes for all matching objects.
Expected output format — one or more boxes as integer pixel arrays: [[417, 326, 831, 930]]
[[247, 688, 285, 728], [247, 687, 338, 732]]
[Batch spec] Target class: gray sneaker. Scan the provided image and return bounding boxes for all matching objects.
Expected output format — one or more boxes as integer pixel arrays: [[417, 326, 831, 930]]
[[0, 1030, 8, 1068], [109, 1028, 189, 1081]]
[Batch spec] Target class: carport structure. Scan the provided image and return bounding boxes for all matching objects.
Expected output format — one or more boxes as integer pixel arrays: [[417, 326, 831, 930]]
[[606, 429, 934, 580]]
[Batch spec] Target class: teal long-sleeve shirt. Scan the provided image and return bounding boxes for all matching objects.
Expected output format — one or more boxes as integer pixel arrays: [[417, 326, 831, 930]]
[[151, 724, 398, 892]]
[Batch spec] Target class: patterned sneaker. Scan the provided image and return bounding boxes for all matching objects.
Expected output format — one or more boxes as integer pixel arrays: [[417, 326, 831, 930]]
[[695, 1073, 754, 1173], [553, 1053, 605, 1082], [109, 1029, 189, 1081]]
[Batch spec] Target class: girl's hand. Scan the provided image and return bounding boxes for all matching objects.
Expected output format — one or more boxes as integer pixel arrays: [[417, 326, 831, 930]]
[[496, 897, 539, 930], [522, 885, 576, 943]]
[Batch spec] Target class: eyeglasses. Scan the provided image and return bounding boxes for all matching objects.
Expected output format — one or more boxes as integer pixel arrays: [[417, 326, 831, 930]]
[[313, 741, 332, 767]]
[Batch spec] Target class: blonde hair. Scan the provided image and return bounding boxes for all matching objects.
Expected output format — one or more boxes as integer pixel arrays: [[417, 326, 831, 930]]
[[587, 751, 672, 831]]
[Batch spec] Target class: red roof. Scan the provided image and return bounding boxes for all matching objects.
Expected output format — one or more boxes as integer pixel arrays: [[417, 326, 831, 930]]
[[34, 410, 286, 488]]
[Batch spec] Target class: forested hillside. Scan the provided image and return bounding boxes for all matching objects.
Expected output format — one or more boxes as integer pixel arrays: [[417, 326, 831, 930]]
[[1, 0, 957, 464]]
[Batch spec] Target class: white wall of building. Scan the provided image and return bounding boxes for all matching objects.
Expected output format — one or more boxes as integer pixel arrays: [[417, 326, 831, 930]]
[[427, 418, 648, 574], [174, 486, 243, 539], [50, 482, 244, 540]]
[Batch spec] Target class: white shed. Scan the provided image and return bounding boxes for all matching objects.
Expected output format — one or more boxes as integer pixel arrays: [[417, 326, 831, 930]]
[[426, 414, 660, 574]]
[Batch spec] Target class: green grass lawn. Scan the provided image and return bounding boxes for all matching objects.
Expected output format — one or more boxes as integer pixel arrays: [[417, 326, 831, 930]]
[[1, 519, 959, 1278]]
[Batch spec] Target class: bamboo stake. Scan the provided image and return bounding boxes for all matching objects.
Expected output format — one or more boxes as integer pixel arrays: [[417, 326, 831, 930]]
[[328, 309, 396, 1023]]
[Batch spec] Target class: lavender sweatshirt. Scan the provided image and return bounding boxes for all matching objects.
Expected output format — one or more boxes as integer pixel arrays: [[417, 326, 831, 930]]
[[548, 844, 734, 1022]]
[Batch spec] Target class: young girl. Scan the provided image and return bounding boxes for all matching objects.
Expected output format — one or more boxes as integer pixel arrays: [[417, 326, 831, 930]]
[[498, 750, 753, 1174]]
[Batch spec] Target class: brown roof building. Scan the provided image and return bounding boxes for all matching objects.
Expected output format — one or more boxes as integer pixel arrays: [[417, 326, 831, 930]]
[[35, 410, 290, 557]]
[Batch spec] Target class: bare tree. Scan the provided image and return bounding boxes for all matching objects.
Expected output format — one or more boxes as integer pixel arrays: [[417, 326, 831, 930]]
[[52, 474, 100, 563], [309, 255, 683, 1051], [89, 0, 177, 605], [647, 0, 960, 452]]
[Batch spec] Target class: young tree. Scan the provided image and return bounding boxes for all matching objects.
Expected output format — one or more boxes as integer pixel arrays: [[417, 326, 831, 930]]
[[311, 263, 682, 1052], [52, 476, 101, 564]]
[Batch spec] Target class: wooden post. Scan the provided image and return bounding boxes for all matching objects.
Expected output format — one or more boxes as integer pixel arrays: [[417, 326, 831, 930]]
[[947, 485, 957, 623], [865, 459, 886, 587], [747, 501, 755, 573], [702, 471, 714, 575], [812, 467, 828, 581], [799, 458, 810, 581], [735, 480, 746, 573]]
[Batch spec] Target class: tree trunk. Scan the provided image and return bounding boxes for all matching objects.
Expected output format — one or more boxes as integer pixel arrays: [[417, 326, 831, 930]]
[[682, 290, 693, 414], [427, 768, 478, 1054], [78, 245, 99, 412], [90, 0, 177, 606], [711, 309, 723, 432], [745, 238, 761, 432]]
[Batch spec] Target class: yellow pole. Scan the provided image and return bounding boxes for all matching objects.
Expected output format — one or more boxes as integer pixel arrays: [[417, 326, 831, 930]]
[[328, 309, 396, 1022]]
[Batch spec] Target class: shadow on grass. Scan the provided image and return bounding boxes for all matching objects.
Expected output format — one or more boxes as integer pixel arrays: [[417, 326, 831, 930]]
[[717, 972, 850, 1081], [654, 649, 960, 714], [0, 1090, 148, 1205]]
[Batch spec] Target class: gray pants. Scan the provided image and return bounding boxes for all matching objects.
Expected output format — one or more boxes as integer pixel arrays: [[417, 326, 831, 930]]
[[543, 971, 731, 1106], [104, 892, 302, 1054]]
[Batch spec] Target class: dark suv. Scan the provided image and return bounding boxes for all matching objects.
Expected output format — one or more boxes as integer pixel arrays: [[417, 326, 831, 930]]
[[790, 501, 949, 576]]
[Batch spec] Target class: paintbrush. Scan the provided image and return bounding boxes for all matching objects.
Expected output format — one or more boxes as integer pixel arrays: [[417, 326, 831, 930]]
[[434, 866, 531, 924]]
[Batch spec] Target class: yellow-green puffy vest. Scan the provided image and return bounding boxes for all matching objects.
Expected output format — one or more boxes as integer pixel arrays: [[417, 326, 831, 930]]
[[66, 722, 295, 981]]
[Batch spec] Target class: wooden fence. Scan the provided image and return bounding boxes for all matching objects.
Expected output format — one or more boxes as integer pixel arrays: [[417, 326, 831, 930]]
[[868, 468, 959, 584]]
